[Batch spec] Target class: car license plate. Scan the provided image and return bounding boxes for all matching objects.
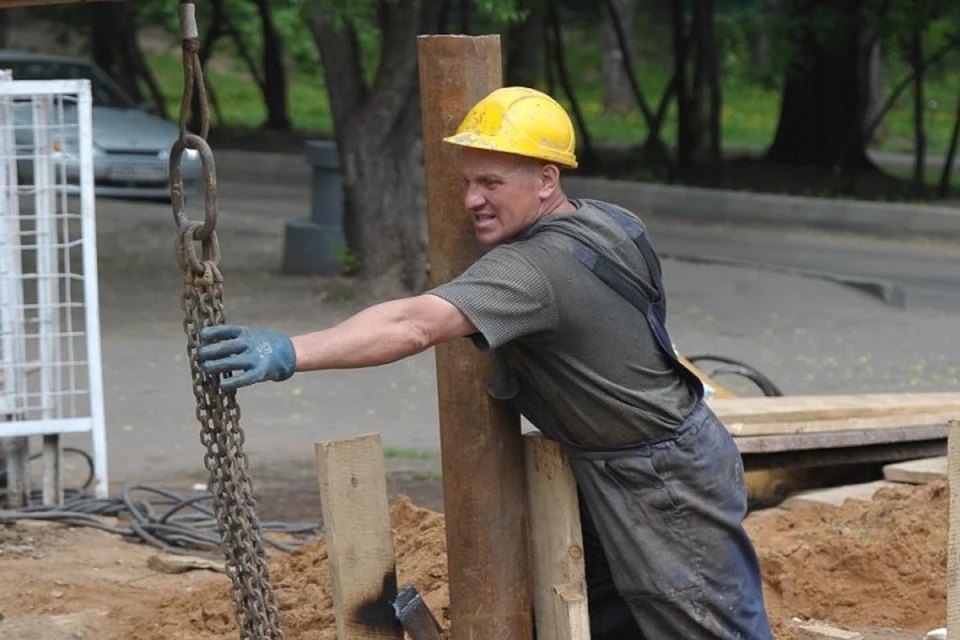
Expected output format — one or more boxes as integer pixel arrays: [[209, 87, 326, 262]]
[[108, 165, 167, 182]]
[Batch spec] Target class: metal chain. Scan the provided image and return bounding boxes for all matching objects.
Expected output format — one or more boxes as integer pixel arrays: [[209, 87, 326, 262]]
[[171, 2, 284, 638]]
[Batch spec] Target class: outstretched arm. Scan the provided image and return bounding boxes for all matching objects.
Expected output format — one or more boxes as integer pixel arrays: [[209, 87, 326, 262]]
[[292, 294, 475, 370], [196, 294, 475, 390]]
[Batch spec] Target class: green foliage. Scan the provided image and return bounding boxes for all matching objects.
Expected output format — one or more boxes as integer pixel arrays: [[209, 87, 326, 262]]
[[35, 0, 955, 162], [335, 243, 361, 275]]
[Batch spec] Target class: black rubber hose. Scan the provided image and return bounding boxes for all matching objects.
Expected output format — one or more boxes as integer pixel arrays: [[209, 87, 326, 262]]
[[686, 354, 786, 397]]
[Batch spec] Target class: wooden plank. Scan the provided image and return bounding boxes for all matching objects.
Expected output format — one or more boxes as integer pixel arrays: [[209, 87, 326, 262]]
[[416, 34, 533, 640], [314, 433, 402, 640], [736, 425, 948, 454], [712, 392, 960, 425], [676, 354, 738, 399], [947, 421, 960, 640], [523, 434, 588, 640], [883, 456, 947, 484], [780, 480, 899, 510], [726, 411, 954, 437], [550, 583, 590, 640]]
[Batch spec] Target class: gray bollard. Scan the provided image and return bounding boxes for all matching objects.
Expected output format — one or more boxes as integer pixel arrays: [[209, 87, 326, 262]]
[[282, 139, 345, 275]]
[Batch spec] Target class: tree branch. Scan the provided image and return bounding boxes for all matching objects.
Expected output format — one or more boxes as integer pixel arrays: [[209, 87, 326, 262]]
[[222, 13, 265, 92], [835, 35, 960, 172], [937, 84, 960, 198], [359, 0, 444, 142], [305, 8, 368, 139], [603, 0, 655, 126], [546, 2, 595, 166]]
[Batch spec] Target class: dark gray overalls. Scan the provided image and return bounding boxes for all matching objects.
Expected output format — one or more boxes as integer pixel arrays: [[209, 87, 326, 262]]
[[490, 201, 775, 639]]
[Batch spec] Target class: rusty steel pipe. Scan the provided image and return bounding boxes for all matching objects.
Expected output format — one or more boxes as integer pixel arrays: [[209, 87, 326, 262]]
[[416, 35, 534, 640]]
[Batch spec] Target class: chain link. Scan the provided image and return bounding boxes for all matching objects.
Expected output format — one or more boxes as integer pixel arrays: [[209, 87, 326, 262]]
[[171, 2, 285, 638]]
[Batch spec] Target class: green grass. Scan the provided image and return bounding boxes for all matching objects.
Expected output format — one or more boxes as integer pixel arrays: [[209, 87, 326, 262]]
[[382, 447, 439, 460], [147, 52, 333, 134], [143, 29, 959, 160]]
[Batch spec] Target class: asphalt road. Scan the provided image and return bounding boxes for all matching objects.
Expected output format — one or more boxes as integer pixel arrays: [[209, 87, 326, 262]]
[[648, 221, 960, 312], [36, 178, 960, 490]]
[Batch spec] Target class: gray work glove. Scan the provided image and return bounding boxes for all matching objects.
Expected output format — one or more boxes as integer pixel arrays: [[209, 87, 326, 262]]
[[196, 324, 296, 391]]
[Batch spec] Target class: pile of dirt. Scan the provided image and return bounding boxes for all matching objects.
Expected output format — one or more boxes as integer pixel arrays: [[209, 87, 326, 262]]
[[123, 480, 946, 639], [747, 479, 947, 638], [126, 495, 450, 639], [0, 480, 945, 639]]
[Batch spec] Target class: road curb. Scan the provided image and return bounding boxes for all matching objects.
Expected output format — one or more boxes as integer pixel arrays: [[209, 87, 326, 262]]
[[214, 149, 960, 242], [564, 176, 960, 241]]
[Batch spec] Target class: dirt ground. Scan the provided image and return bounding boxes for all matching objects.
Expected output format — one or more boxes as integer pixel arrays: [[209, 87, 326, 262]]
[[0, 477, 946, 640]]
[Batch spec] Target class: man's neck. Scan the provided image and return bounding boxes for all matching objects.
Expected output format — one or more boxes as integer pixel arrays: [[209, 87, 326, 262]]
[[540, 191, 576, 217]]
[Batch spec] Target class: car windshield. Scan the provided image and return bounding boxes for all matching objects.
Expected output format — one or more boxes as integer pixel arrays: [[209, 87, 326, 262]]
[[4, 59, 137, 108]]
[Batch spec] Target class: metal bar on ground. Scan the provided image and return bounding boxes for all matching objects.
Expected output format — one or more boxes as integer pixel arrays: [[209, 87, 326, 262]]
[[314, 433, 403, 640], [523, 433, 588, 640], [416, 34, 534, 640], [393, 585, 443, 640]]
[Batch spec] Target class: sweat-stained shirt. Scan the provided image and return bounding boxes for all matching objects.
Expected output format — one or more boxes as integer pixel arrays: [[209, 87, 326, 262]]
[[428, 198, 698, 448]]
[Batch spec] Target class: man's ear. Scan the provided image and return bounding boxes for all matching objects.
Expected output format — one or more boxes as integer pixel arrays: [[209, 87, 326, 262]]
[[538, 163, 561, 198]]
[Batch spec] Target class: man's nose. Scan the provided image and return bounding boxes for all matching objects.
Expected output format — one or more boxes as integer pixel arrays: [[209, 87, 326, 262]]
[[464, 186, 485, 210]]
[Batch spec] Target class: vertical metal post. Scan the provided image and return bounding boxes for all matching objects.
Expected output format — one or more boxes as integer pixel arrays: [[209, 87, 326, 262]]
[[416, 35, 533, 640], [0, 69, 29, 506], [76, 80, 107, 498], [32, 94, 62, 505]]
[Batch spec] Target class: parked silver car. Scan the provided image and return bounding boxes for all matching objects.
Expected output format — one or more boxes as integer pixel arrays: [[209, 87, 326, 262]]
[[1, 50, 201, 199]]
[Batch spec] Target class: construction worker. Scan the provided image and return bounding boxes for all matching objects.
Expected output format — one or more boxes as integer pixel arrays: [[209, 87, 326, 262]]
[[196, 86, 774, 640]]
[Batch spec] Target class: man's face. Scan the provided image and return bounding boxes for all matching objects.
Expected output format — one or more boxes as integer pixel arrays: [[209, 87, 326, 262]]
[[458, 147, 544, 246]]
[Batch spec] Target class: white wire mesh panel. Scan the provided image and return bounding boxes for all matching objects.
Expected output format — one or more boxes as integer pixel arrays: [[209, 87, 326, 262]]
[[0, 74, 107, 497]]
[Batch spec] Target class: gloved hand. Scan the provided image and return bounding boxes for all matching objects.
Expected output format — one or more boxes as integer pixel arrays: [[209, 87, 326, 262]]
[[196, 324, 296, 391]]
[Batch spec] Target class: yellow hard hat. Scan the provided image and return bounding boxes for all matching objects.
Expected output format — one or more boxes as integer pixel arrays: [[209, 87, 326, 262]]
[[443, 86, 578, 169]]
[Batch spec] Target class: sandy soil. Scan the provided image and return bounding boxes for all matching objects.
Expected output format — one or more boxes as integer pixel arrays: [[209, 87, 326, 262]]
[[0, 480, 945, 640]]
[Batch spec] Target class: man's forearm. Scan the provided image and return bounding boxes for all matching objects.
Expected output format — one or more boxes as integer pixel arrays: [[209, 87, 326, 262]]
[[291, 296, 444, 371]]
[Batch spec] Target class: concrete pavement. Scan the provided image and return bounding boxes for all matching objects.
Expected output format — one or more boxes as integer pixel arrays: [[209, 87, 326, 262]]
[[64, 174, 960, 495]]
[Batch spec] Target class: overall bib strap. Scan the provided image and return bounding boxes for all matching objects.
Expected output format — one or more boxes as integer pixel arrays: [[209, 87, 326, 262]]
[[554, 200, 704, 400]]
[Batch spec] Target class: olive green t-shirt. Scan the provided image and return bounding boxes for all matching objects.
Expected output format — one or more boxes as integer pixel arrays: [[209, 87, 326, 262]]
[[428, 199, 697, 448]]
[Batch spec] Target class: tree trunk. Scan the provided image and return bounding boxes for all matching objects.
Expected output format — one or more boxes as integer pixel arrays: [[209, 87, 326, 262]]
[[765, 0, 872, 169], [0, 10, 13, 48], [546, 2, 596, 167], [89, 3, 144, 103], [696, 0, 722, 171], [671, 0, 693, 169], [505, 6, 544, 88], [863, 35, 885, 143], [910, 30, 925, 193], [937, 85, 960, 198], [89, 3, 168, 119], [752, 0, 778, 87], [307, 0, 442, 291], [251, 0, 291, 130], [690, 0, 720, 169], [602, 0, 634, 114]]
